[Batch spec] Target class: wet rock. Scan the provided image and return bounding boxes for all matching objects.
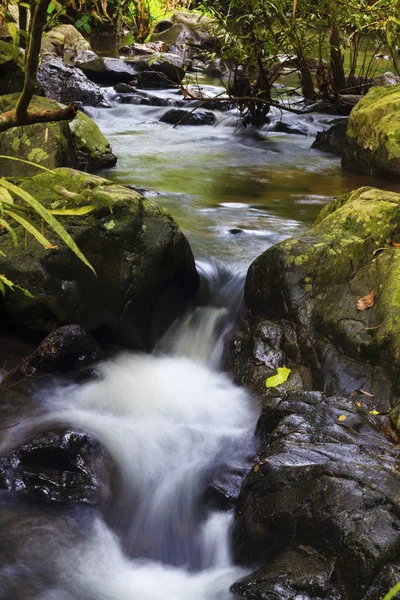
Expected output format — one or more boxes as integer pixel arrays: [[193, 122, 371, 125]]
[[273, 121, 308, 136], [77, 56, 137, 85], [242, 186, 400, 409], [25, 325, 102, 374], [342, 85, 400, 179], [0, 40, 25, 94], [232, 390, 400, 599], [371, 72, 400, 87], [114, 82, 136, 93], [0, 430, 111, 505], [119, 41, 167, 55], [204, 465, 250, 510], [312, 118, 348, 155], [160, 108, 216, 125], [37, 57, 110, 108], [126, 53, 185, 88], [0, 168, 199, 347], [229, 228, 245, 234], [0, 94, 116, 176], [41, 24, 96, 66]]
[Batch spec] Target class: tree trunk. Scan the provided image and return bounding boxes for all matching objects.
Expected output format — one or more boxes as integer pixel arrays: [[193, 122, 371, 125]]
[[296, 50, 315, 100], [18, 3, 28, 49], [329, 22, 346, 93]]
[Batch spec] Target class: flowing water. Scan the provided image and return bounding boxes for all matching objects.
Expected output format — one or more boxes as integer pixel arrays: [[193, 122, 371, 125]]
[[2, 79, 400, 599]]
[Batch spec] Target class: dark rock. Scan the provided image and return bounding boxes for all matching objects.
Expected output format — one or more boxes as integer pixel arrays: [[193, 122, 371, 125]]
[[0, 40, 25, 94], [37, 57, 110, 108], [312, 118, 348, 155], [204, 58, 227, 78], [204, 466, 250, 510], [241, 186, 400, 408], [0, 94, 116, 175], [77, 56, 137, 85], [25, 325, 102, 374], [75, 368, 102, 384], [0, 168, 199, 348], [154, 19, 174, 33], [114, 82, 137, 93], [229, 228, 245, 234], [274, 120, 308, 136], [232, 390, 400, 599], [0, 430, 112, 505], [160, 108, 216, 125], [126, 53, 185, 88]]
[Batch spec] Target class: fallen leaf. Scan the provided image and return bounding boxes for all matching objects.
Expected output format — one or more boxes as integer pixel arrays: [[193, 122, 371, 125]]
[[356, 290, 375, 311], [253, 464, 260, 473], [369, 409, 380, 415], [356, 401, 362, 407], [338, 415, 347, 421], [392, 242, 400, 248], [265, 366, 291, 388], [355, 389, 376, 398]]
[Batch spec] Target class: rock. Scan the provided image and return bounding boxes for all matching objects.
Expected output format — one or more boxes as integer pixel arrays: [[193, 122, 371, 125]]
[[241, 186, 400, 411], [160, 108, 216, 125], [204, 58, 227, 78], [40, 24, 96, 65], [25, 325, 102, 374], [0, 94, 116, 176], [372, 72, 400, 87], [232, 390, 400, 599], [114, 82, 136, 93], [77, 56, 137, 85], [0, 168, 199, 347], [0, 429, 111, 505], [273, 120, 308, 136], [0, 40, 25, 94], [37, 56, 110, 108], [119, 41, 167, 55], [342, 85, 400, 179], [311, 118, 348, 155], [126, 53, 185, 88], [151, 12, 216, 57]]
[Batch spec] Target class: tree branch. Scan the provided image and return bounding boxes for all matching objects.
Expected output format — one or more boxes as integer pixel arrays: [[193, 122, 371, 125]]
[[0, 104, 79, 134]]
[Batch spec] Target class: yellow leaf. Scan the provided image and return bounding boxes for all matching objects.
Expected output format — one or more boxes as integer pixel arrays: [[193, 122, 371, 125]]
[[338, 415, 347, 421], [369, 410, 379, 415], [265, 366, 291, 388]]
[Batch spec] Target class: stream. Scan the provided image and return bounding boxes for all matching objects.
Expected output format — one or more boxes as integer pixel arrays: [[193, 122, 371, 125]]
[[1, 79, 400, 599]]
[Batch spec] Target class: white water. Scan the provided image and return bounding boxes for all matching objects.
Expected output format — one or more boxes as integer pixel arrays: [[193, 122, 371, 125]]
[[0, 263, 256, 599]]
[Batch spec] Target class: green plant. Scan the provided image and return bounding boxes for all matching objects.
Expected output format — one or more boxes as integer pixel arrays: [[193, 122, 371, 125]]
[[383, 582, 400, 600], [0, 157, 96, 297]]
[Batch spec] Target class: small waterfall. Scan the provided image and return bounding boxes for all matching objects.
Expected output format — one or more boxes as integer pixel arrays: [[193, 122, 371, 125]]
[[0, 261, 256, 599]]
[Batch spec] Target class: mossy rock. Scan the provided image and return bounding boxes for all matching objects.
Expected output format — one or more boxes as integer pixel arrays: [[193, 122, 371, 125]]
[[342, 85, 400, 179], [0, 40, 25, 94], [0, 94, 116, 176], [0, 168, 199, 347], [243, 186, 400, 419]]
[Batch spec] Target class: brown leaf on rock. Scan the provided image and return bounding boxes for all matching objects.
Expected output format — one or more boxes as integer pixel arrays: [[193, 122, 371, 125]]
[[356, 290, 375, 311], [392, 242, 400, 248]]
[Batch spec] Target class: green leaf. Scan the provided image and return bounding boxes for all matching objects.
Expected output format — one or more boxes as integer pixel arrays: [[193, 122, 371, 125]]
[[266, 366, 291, 388], [7, 22, 19, 45], [382, 582, 400, 600], [0, 156, 55, 174], [0, 218, 18, 247], [48, 205, 96, 216], [4, 209, 58, 250], [0, 274, 34, 298], [1, 180, 96, 275], [369, 409, 380, 415]]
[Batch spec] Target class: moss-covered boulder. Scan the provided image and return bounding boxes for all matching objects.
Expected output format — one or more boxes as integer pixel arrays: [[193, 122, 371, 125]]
[[0, 168, 199, 347], [233, 187, 400, 425], [40, 24, 96, 65], [0, 40, 25, 94], [151, 12, 216, 56], [0, 95, 116, 176], [342, 85, 400, 179]]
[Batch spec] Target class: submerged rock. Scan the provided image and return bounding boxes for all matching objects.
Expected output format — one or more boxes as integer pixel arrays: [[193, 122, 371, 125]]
[[0, 430, 111, 505], [160, 108, 216, 125], [0, 94, 116, 175], [0, 168, 199, 347], [232, 390, 400, 599], [37, 56, 110, 108], [342, 85, 400, 179], [237, 186, 400, 415]]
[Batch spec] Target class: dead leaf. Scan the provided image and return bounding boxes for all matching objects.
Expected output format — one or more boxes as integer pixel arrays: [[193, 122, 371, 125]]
[[355, 389, 376, 398], [356, 290, 375, 311], [338, 415, 347, 421], [372, 247, 386, 256], [253, 464, 260, 473], [44, 127, 48, 144], [392, 242, 400, 248]]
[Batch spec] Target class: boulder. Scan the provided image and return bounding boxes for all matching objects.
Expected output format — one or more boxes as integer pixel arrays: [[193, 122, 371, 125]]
[[126, 53, 185, 88], [76, 56, 137, 85], [37, 56, 110, 108], [232, 390, 400, 600], [0, 429, 111, 504], [160, 108, 216, 125], [151, 11, 216, 57], [0, 40, 25, 94], [312, 118, 348, 155], [25, 324, 102, 374], [237, 186, 400, 415], [0, 94, 116, 176], [372, 71, 400, 87], [0, 168, 199, 347], [40, 24, 96, 65], [342, 85, 400, 179]]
